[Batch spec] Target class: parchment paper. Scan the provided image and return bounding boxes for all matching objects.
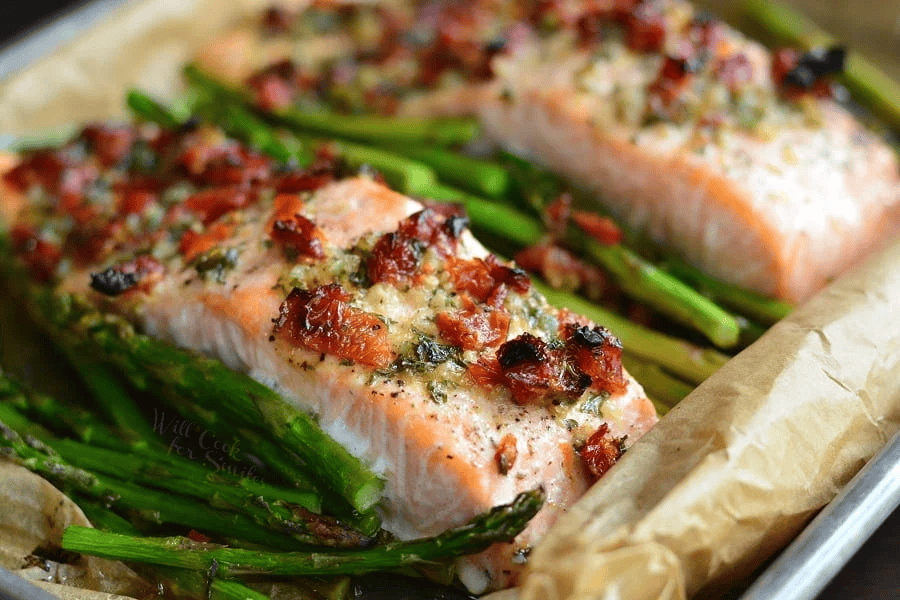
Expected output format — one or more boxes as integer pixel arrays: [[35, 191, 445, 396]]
[[2, 1, 900, 599]]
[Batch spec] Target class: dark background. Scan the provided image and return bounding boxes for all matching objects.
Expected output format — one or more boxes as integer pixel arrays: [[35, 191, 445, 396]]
[[0, 1, 898, 598]]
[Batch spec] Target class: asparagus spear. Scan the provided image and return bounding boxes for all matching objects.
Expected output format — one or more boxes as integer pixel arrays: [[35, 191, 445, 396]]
[[62, 488, 544, 577], [661, 257, 792, 326], [533, 280, 730, 385], [385, 145, 512, 198], [619, 355, 694, 415], [25, 285, 384, 515], [743, 0, 900, 132], [183, 64, 480, 147], [126, 90, 182, 129], [0, 412, 310, 549]]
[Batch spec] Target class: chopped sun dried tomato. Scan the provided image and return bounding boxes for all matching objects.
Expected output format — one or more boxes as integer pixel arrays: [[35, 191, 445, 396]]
[[436, 296, 509, 351], [184, 186, 253, 226], [261, 6, 296, 35], [68, 218, 125, 267], [247, 60, 307, 111], [514, 243, 613, 302], [579, 423, 623, 480], [468, 355, 504, 388], [368, 231, 421, 287], [81, 125, 135, 167], [564, 324, 627, 395], [10, 225, 63, 282], [275, 148, 345, 193], [496, 333, 591, 405], [3, 151, 68, 194], [447, 255, 530, 304], [495, 434, 518, 475], [179, 223, 235, 264], [646, 55, 694, 117], [118, 190, 156, 216], [271, 214, 325, 260], [571, 211, 623, 245], [273, 284, 393, 368], [186, 529, 213, 543], [625, 5, 666, 53]]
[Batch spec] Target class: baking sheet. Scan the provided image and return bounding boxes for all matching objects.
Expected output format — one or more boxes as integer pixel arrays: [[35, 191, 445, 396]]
[[2, 1, 900, 600]]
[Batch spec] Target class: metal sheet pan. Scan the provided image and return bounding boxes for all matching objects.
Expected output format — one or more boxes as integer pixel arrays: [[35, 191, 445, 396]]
[[0, 2, 898, 600]]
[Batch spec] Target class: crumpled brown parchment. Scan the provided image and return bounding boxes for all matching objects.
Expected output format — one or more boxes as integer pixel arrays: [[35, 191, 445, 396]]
[[2, 1, 900, 599]]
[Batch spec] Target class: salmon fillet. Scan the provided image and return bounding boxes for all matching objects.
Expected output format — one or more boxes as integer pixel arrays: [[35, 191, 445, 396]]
[[0, 125, 655, 593], [198, 0, 900, 303]]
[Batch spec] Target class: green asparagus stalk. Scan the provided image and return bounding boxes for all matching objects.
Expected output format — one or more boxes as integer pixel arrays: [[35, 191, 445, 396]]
[[56, 343, 161, 451], [27, 286, 384, 515], [385, 145, 512, 198], [619, 355, 694, 415], [661, 257, 792, 326], [533, 280, 730, 384], [183, 64, 480, 147], [126, 90, 182, 129], [568, 230, 741, 348], [62, 488, 544, 577], [743, 0, 900, 132], [0, 413, 308, 549], [77, 499, 275, 600]]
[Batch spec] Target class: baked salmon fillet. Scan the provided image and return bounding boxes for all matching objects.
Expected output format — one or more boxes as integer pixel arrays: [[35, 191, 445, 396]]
[[196, 0, 900, 303], [0, 123, 655, 592]]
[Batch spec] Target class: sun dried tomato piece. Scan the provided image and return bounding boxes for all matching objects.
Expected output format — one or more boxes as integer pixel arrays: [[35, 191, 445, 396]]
[[495, 434, 518, 475], [10, 225, 63, 282], [468, 355, 504, 388], [514, 243, 613, 302], [275, 148, 345, 193], [68, 218, 125, 266], [368, 232, 421, 287], [564, 324, 627, 394], [179, 223, 235, 264], [496, 333, 591, 405], [579, 423, 623, 480], [261, 5, 296, 35], [271, 214, 325, 260], [247, 60, 308, 110], [3, 151, 68, 194], [646, 55, 695, 117], [447, 255, 530, 303], [625, 5, 666, 53], [436, 299, 509, 351], [273, 284, 393, 368], [184, 186, 253, 226], [81, 125, 135, 167], [571, 211, 623, 245], [118, 190, 156, 216]]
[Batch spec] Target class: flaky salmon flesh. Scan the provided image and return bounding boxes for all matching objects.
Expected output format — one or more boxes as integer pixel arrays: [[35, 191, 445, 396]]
[[0, 126, 656, 593], [196, 0, 900, 303]]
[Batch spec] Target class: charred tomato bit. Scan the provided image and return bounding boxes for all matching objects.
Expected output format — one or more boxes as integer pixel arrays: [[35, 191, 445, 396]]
[[564, 324, 627, 395], [625, 4, 666, 53], [579, 423, 624, 481], [495, 434, 518, 476], [436, 295, 510, 351], [272, 283, 393, 369], [89, 255, 163, 297], [275, 147, 347, 193], [68, 219, 125, 267], [10, 225, 63, 282], [271, 215, 326, 261], [496, 333, 591, 405], [179, 223, 235, 265], [184, 186, 254, 226], [80, 124, 135, 167], [447, 255, 530, 304], [571, 211, 623, 245], [773, 46, 845, 98], [3, 150, 69, 194], [367, 231, 423, 287], [646, 55, 696, 118], [261, 5, 296, 35]]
